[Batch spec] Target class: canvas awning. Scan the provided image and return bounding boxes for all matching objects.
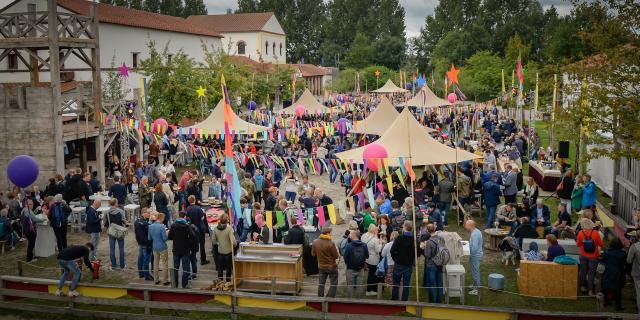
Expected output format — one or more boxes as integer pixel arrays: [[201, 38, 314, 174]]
[[401, 85, 451, 108], [351, 96, 398, 135], [336, 108, 479, 166], [184, 99, 269, 134], [280, 89, 331, 115], [372, 79, 407, 93]]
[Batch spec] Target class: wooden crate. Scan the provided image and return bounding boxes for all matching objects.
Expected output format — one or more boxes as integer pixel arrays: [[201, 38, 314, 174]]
[[234, 244, 303, 294], [517, 260, 578, 299]]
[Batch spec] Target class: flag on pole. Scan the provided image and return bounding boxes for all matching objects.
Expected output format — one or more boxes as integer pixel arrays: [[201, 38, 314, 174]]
[[501, 69, 506, 94], [221, 74, 241, 222], [552, 74, 557, 122], [534, 73, 539, 114]]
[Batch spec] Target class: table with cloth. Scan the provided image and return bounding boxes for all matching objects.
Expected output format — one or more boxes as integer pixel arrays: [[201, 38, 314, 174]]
[[35, 220, 56, 258], [497, 156, 521, 173], [528, 161, 562, 191]]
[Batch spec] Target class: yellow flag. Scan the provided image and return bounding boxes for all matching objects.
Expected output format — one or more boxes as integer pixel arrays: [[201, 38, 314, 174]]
[[386, 176, 394, 197], [383, 158, 390, 177], [501, 69, 506, 94], [266, 211, 273, 228], [327, 204, 337, 224]]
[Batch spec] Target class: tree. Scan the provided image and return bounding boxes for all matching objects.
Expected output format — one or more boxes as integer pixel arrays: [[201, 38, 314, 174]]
[[343, 33, 374, 70], [458, 51, 502, 101], [113, 0, 128, 7], [144, 0, 161, 13], [373, 34, 406, 70], [160, 0, 183, 17], [183, 0, 207, 17], [129, 0, 143, 10], [99, 0, 115, 5], [236, 0, 259, 12], [102, 54, 130, 102]]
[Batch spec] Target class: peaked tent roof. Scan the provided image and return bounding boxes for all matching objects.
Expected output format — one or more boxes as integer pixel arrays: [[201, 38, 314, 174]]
[[401, 85, 451, 108], [372, 79, 407, 93], [336, 108, 478, 166], [280, 89, 331, 115], [351, 96, 399, 135], [185, 100, 269, 134]]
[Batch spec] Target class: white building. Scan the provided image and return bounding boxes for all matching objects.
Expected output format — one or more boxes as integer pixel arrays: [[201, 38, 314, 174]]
[[187, 12, 286, 64], [0, 0, 223, 91]]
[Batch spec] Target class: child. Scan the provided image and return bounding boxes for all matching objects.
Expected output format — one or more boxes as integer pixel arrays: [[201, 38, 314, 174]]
[[253, 170, 264, 203]]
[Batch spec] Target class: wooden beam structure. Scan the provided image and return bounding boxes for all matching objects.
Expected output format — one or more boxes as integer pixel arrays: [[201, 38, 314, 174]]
[[0, 0, 104, 182]]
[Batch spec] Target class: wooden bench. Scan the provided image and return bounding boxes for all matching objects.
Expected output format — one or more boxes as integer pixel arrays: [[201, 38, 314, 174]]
[[521, 238, 580, 261]]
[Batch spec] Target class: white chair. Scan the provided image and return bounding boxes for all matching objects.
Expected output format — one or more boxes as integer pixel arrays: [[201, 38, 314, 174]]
[[124, 204, 141, 225], [71, 206, 86, 232], [444, 264, 466, 304]]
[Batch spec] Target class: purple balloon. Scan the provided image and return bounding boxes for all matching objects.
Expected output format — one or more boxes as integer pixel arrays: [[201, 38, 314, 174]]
[[405, 82, 412, 90], [247, 101, 257, 110], [7, 155, 39, 188], [338, 117, 348, 134]]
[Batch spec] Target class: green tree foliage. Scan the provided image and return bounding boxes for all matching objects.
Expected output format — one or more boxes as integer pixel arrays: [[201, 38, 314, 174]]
[[332, 66, 397, 93], [160, 0, 183, 17], [99, 0, 115, 5], [102, 54, 130, 102], [183, 0, 207, 16], [374, 34, 406, 71], [129, 0, 143, 10], [143, 0, 161, 13], [343, 33, 375, 70], [458, 51, 502, 102]]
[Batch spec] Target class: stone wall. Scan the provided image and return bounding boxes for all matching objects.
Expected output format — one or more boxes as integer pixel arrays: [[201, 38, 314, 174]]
[[0, 86, 56, 191]]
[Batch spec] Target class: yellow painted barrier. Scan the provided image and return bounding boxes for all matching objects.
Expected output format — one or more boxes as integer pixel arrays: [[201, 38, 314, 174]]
[[237, 297, 306, 310], [406, 306, 511, 320], [48, 284, 127, 299], [214, 295, 232, 305]]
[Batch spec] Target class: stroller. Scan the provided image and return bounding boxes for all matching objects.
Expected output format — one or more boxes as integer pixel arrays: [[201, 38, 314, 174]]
[[497, 236, 518, 265]]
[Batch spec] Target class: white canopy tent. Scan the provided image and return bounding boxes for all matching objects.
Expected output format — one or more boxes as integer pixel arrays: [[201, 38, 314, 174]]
[[372, 79, 407, 94], [401, 85, 451, 108], [184, 99, 269, 134], [280, 89, 331, 115], [336, 108, 478, 166]]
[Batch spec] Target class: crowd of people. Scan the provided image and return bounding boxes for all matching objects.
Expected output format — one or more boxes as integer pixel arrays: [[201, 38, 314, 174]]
[[0, 96, 638, 313]]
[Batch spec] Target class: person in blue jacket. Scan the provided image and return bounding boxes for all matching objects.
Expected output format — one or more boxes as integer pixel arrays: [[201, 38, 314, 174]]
[[85, 199, 102, 260], [483, 174, 502, 229], [581, 174, 597, 210]]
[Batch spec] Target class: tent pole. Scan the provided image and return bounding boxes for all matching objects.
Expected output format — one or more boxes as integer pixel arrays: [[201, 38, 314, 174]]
[[404, 113, 420, 303]]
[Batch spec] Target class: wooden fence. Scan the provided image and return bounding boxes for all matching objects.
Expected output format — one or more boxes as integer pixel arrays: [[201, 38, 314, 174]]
[[614, 155, 640, 223], [0, 275, 636, 320]]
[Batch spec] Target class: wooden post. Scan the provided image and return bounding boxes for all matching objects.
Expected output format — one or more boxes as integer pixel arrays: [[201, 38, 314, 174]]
[[27, 4, 39, 86], [90, 1, 105, 185], [133, 88, 144, 162], [270, 277, 276, 295], [230, 295, 238, 320], [17, 261, 23, 277], [48, 0, 64, 175], [321, 300, 328, 320], [376, 282, 383, 300], [143, 290, 151, 315], [403, 114, 420, 302]]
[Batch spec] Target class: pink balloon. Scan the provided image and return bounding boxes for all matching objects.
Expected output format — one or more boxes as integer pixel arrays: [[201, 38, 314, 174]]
[[152, 118, 168, 135], [363, 143, 388, 172], [447, 93, 457, 104], [295, 104, 306, 117]]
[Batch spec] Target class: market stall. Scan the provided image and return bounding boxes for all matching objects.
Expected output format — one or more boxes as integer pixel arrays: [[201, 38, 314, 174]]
[[528, 160, 562, 191]]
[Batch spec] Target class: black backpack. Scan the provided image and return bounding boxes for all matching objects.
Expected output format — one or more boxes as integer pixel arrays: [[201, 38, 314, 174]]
[[581, 230, 596, 253], [348, 244, 367, 270], [352, 214, 365, 233], [188, 224, 200, 251]]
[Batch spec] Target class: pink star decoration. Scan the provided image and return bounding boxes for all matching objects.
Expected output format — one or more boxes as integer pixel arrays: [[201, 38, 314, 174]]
[[118, 63, 129, 77]]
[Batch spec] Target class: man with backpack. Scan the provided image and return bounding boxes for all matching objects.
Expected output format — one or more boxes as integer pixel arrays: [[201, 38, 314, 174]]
[[391, 221, 416, 301], [49, 194, 71, 253], [343, 230, 368, 298], [186, 196, 210, 265], [423, 224, 449, 303], [576, 218, 604, 296]]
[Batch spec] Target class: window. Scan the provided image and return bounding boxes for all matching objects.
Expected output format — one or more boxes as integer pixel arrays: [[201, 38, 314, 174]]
[[265, 41, 269, 55], [7, 52, 18, 70], [167, 54, 173, 63], [279, 43, 283, 56], [237, 41, 246, 55], [132, 52, 139, 68], [272, 42, 275, 56]]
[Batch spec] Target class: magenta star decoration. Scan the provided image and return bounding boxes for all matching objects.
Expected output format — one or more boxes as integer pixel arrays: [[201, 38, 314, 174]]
[[118, 63, 129, 77]]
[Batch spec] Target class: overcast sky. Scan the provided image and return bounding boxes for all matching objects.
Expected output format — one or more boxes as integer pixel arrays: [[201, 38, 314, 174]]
[[0, 0, 574, 38]]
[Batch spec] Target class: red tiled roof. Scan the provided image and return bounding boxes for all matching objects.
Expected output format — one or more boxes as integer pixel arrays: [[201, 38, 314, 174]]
[[290, 64, 330, 77], [186, 12, 281, 34], [57, 0, 222, 38]]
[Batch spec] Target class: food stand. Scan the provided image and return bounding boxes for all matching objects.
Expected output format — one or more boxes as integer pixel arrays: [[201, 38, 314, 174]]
[[234, 243, 303, 294], [528, 160, 562, 191]]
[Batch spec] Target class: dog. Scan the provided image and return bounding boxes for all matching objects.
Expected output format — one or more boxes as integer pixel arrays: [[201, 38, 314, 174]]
[[498, 236, 517, 266]]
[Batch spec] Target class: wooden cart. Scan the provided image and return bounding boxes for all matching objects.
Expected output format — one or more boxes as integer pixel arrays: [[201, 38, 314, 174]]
[[234, 243, 303, 294]]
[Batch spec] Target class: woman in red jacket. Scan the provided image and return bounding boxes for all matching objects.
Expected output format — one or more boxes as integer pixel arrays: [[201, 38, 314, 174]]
[[576, 218, 604, 296]]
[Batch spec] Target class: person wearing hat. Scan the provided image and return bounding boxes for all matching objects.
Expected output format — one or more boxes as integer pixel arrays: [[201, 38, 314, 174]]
[[134, 209, 153, 280], [482, 173, 502, 229], [576, 218, 604, 296], [626, 230, 640, 313]]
